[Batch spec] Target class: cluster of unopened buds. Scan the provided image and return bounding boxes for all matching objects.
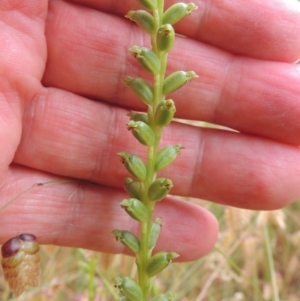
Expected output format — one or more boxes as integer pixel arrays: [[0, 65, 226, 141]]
[[112, 1, 198, 300]]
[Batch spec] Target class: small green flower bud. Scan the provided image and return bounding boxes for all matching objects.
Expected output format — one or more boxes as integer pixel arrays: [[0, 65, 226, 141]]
[[157, 24, 175, 53], [124, 76, 153, 105], [154, 145, 183, 172], [150, 292, 176, 301], [155, 99, 176, 126], [128, 111, 149, 124], [111, 230, 140, 253], [121, 198, 149, 223], [163, 3, 198, 25], [118, 152, 147, 181], [163, 71, 198, 95], [126, 10, 156, 34], [127, 120, 155, 147], [146, 252, 179, 277], [137, 0, 157, 10], [124, 177, 141, 199], [148, 217, 162, 250], [114, 276, 143, 301], [148, 178, 173, 202], [130, 46, 160, 75]]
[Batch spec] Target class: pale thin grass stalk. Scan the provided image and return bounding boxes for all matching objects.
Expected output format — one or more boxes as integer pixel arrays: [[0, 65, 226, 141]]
[[263, 223, 280, 301], [195, 234, 245, 301], [171, 259, 205, 296], [214, 246, 263, 298], [97, 266, 119, 300], [283, 207, 300, 229], [196, 229, 264, 301]]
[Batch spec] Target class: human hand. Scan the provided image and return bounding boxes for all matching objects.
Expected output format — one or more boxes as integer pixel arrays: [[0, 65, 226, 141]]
[[0, 0, 300, 261]]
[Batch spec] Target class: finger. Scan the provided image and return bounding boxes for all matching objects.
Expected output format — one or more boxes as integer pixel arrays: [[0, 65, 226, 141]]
[[44, 0, 300, 144], [0, 165, 218, 261], [0, 1, 47, 180], [69, 0, 300, 61], [14, 87, 300, 210]]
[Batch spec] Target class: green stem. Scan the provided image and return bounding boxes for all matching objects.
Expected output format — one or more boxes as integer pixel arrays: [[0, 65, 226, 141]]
[[88, 255, 97, 301], [136, 2, 169, 300], [263, 223, 280, 301]]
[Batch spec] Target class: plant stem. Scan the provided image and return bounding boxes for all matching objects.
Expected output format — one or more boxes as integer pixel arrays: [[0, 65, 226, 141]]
[[263, 223, 280, 301], [136, 2, 169, 299]]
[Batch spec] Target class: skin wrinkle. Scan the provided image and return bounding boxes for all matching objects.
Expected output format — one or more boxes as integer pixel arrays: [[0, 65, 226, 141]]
[[224, 59, 256, 123], [26, 88, 48, 124], [20, 92, 65, 166], [90, 105, 117, 183], [212, 54, 238, 126], [111, 22, 140, 107], [54, 97, 113, 180], [29, 92, 71, 162], [190, 129, 205, 196], [48, 183, 94, 245], [65, 184, 89, 238]]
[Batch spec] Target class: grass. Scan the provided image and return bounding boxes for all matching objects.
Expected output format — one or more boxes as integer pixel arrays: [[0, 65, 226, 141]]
[[1, 197, 300, 300]]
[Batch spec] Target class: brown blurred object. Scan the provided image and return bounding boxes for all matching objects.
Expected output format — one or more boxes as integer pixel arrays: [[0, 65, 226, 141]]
[[1, 234, 40, 297]]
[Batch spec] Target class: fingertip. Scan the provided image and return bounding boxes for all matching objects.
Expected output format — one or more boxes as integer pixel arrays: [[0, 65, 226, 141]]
[[154, 197, 219, 262]]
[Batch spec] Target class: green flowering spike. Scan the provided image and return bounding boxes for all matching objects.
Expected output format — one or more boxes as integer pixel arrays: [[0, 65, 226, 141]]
[[111, 230, 140, 253], [126, 10, 156, 34], [150, 292, 176, 301], [118, 1, 198, 299], [124, 76, 153, 105], [124, 177, 141, 199], [146, 251, 179, 277], [114, 276, 143, 301], [130, 46, 160, 75], [127, 120, 155, 147], [137, 0, 157, 10], [148, 217, 162, 250], [121, 198, 149, 223], [154, 145, 183, 172], [118, 152, 147, 181], [162, 2, 198, 25], [157, 24, 175, 53], [148, 178, 173, 202], [128, 111, 149, 124], [163, 71, 198, 95], [155, 99, 176, 126]]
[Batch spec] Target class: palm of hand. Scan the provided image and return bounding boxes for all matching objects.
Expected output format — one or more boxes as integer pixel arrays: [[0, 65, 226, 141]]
[[0, 0, 300, 261]]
